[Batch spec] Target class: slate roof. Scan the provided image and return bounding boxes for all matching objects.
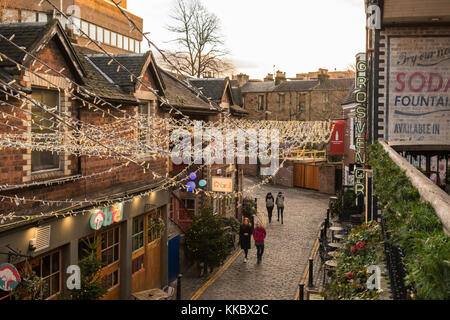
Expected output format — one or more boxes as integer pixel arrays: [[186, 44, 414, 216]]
[[312, 78, 354, 90], [273, 80, 317, 92], [231, 87, 243, 106], [241, 81, 276, 93], [73, 45, 138, 103], [188, 78, 227, 103], [0, 22, 49, 69], [159, 68, 219, 114], [85, 52, 149, 90]]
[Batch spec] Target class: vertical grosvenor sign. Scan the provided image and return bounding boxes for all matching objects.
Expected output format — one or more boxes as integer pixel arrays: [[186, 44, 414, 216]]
[[354, 57, 368, 196]]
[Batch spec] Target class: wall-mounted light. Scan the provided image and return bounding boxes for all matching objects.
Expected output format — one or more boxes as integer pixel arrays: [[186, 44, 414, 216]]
[[29, 238, 36, 251], [431, 17, 440, 22]]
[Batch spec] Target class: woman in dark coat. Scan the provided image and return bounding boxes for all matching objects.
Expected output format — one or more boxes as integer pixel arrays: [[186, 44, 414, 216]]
[[239, 217, 252, 263], [265, 192, 275, 223]]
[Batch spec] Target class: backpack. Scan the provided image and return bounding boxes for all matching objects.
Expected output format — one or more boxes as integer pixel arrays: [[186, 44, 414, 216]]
[[266, 197, 274, 207]]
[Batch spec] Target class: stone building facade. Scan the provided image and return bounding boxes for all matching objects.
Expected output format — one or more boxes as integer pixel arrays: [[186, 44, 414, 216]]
[[239, 69, 354, 121]]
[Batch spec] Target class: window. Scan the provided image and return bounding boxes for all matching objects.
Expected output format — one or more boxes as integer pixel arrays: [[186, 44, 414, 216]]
[[31, 89, 60, 172], [117, 34, 123, 48], [78, 236, 95, 261], [132, 255, 144, 274], [21, 10, 37, 22], [182, 199, 195, 216], [258, 95, 264, 111], [148, 208, 164, 243], [123, 36, 129, 51], [111, 32, 117, 47], [138, 103, 154, 156], [104, 29, 111, 45], [130, 38, 135, 52], [97, 26, 104, 43], [101, 226, 120, 266], [135, 40, 141, 53], [30, 251, 61, 299], [1, 9, 18, 23], [89, 23, 96, 40], [132, 216, 145, 252], [81, 20, 89, 37], [279, 94, 285, 110], [38, 12, 48, 23], [103, 269, 119, 290]]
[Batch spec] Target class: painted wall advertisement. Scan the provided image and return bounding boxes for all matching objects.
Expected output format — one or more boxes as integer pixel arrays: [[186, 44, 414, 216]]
[[387, 36, 450, 144]]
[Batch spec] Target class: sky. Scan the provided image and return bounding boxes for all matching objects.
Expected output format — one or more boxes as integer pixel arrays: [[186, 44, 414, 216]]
[[127, 0, 366, 79]]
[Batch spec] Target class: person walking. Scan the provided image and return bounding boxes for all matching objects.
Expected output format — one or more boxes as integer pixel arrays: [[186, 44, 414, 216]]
[[276, 192, 285, 224], [239, 217, 252, 263], [253, 222, 267, 264], [265, 192, 275, 223]]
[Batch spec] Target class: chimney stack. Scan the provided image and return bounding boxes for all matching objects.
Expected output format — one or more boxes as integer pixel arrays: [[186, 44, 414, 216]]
[[264, 73, 274, 82], [232, 73, 249, 87], [275, 70, 286, 85]]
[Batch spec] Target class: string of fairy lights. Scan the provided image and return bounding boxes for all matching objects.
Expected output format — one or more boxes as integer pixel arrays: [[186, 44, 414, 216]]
[[0, 0, 336, 223]]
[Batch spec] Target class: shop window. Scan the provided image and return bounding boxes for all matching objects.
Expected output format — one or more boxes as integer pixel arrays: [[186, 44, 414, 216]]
[[148, 208, 164, 243], [132, 255, 144, 274], [132, 215, 145, 252], [31, 89, 60, 172], [101, 226, 120, 266], [30, 250, 61, 299], [103, 269, 119, 290]]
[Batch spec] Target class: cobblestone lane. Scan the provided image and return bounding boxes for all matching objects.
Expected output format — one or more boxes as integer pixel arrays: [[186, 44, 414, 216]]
[[194, 177, 330, 300]]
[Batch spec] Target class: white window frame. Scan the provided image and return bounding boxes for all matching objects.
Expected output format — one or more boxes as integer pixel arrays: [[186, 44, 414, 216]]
[[123, 36, 129, 51], [111, 32, 117, 47], [97, 26, 104, 43], [117, 34, 123, 48], [104, 29, 111, 45]]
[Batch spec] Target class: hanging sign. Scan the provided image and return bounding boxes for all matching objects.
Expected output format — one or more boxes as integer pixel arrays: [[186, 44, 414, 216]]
[[90, 202, 124, 230], [329, 120, 345, 155], [211, 177, 233, 193], [0, 263, 21, 292]]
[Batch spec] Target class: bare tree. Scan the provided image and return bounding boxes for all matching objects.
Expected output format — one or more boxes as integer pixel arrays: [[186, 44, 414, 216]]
[[161, 0, 233, 78]]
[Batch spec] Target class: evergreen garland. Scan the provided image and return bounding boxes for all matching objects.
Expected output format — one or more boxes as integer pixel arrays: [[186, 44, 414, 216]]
[[368, 142, 450, 299]]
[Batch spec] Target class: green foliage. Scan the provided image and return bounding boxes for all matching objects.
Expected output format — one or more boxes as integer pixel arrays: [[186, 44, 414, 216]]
[[68, 237, 107, 300], [368, 142, 450, 300], [242, 197, 256, 217], [324, 221, 384, 300], [185, 204, 231, 271], [11, 264, 45, 300]]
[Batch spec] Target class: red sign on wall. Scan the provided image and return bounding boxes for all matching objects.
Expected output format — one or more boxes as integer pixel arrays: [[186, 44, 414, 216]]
[[329, 120, 345, 155]]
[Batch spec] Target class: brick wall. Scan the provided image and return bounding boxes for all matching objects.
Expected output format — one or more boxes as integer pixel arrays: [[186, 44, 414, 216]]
[[0, 37, 167, 215], [319, 165, 336, 195]]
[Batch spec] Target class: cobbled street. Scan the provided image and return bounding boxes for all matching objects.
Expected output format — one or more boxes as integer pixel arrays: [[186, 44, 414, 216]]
[[192, 176, 330, 300]]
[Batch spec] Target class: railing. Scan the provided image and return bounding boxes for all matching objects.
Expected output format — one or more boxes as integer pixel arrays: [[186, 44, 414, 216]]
[[379, 140, 450, 234], [288, 149, 327, 162]]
